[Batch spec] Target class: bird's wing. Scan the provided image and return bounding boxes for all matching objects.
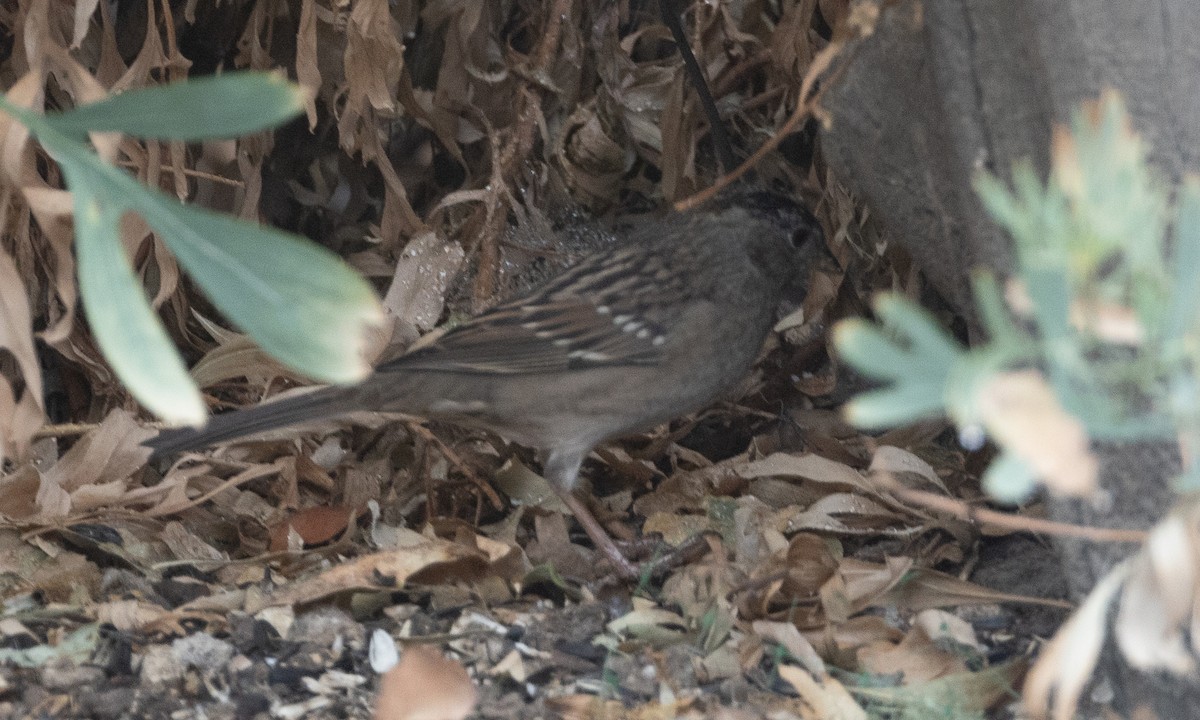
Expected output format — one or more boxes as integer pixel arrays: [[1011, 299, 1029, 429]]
[[380, 244, 688, 375]]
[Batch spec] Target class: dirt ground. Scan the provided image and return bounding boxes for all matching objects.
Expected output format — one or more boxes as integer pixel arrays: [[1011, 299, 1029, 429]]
[[0, 2, 1082, 718]]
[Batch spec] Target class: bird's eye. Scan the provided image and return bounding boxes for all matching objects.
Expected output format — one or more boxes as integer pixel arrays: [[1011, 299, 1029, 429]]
[[789, 228, 809, 248]]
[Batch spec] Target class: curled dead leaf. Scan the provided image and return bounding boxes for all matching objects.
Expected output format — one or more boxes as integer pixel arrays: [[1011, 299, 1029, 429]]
[[373, 646, 477, 720], [778, 664, 868, 720], [976, 371, 1097, 496], [1115, 496, 1200, 675], [1024, 564, 1124, 720]]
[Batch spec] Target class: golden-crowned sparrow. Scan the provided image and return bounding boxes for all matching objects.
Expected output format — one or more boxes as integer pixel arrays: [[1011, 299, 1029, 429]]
[[148, 191, 823, 577]]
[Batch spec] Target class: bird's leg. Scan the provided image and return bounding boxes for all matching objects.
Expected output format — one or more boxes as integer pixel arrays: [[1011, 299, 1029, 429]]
[[543, 449, 640, 580]]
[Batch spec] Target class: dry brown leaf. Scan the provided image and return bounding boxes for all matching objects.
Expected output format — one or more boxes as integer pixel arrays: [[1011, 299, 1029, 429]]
[[737, 532, 841, 625], [527, 510, 593, 576], [867, 445, 950, 494], [148, 460, 291, 524], [373, 646, 477, 720], [69, 0, 100, 49], [160, 521, 226, 564], [295, 0, 321, 128], [1114, 497, 1200, 675], [804, 614, 905, 662], [747, 476, 827, 509], [769, 0, 819, 81], [188, 333, 295, 389], [0, 381, 44, 474], [0, 70, 81, 345], [0, 465, 65, 520], [42, 408, 153, 493], [752, 620, 827, 676], [0, 247, 45, 457], [607, 606, 689, 644], [382, 231, 466, 335], [633, 462, 745, 517], [778, 664, 868, 720], [658, 72, 694, 200], [1024, 564, 1123, 720], [543, 695, 627, 720], [108, 0, 190, 95], [336, 0, 422, 241], [738, 452, 876, 494], [643, 511, 716, 546], [837, 556, 913, 613], [975, 371, 1097, 496], [853, 661, 1026, 716], [269, 505, 362, 552], [491, 457, 568, 513], [914, 608, 984, 653], [251, 541, 488, 612], [0, 411, 153, 520], [883, 565, 1072, 612], [660, 552, 745, 620], [857, 610, 977, 683], [781, 492, 916, 536], [555, 104, 631, 207], [96, 599, 173, 633]]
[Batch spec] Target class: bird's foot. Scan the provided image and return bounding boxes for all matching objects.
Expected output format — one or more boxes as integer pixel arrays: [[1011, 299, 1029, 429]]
[[549, 485, 720, 582], [550, 484, 641, 580]]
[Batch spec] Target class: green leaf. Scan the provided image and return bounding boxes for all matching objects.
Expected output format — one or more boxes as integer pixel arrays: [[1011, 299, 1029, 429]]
[[1059, 92, 1166, 270], [1163, 179, 1200, 345], [43, 73, 308, 141], [833, 319, 926, 381], [127, 191, 382, 383], [35, 116, 380, 387], [1022, 267, 1075, 369], [64, 167, 205, 424], [844, 381, 946, 430], [835, 296, 965, 431], [974, 171, 1031, 246], [982, 451, 1037, 504], [970, 270, 1027, 350], [872, 295, 962, 373]]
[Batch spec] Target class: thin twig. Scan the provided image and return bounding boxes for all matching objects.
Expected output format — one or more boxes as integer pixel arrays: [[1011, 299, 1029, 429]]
[[115, 160, 245, 187], [406, 422, 504, 511], [471, 0, 572, 305], [871, 471, 1148, 544], [674, 13, 861, 211], [32, 422, 101, 438], [659, 0, 736, 173]]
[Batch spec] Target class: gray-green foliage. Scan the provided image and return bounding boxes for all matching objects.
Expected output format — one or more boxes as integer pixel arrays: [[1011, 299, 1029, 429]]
[[0, 73, 383, 424], [835, 91, 1200, 499]]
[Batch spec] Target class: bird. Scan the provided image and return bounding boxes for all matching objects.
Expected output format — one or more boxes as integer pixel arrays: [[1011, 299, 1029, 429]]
[[147, 191, 824, 578]]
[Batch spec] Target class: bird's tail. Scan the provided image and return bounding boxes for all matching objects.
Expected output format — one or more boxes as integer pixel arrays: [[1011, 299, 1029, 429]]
[[145, 386, 355, 458]]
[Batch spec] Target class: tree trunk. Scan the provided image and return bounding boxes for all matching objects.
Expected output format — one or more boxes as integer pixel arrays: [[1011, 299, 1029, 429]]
[[819, 0, 1200, 715]]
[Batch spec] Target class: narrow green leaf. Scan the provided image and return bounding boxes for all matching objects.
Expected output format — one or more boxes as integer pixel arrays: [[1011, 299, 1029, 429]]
[[1022, 267, 1073, 343], [44, 72, 308, 141], [130, 193, 383, 383], [64, 167, 205, 425], [974, 171, 1030, 245], [833, 319, 929, 381], [982, 452, 1038, 504], [844, 381, 946, 430], [970, 270, 1026, 349], [873, 295, 962, 372], [36, 111, 379, 392], [1162, 179, 1200, 344]]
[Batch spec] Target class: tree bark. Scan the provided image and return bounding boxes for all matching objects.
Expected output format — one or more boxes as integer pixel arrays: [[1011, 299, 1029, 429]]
[[819, 0, 1200, 715]]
